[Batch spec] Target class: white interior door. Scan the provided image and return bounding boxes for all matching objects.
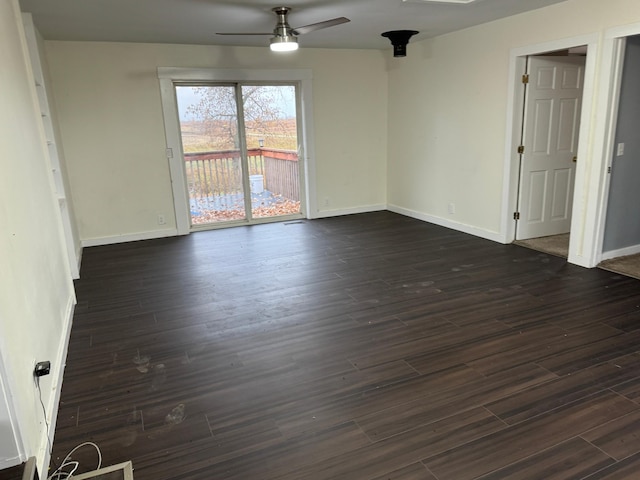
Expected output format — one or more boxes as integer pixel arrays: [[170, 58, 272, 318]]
[[516, 55, 585, 240]]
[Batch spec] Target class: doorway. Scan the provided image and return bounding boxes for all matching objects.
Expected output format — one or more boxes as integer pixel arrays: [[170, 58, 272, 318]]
[[597, 34, 640, 278], [515, 54, 586, 246], [512, 51, 587, 257], [158, 67, 316, 236], [175, 83, 302, 228], [504, 30, 640, 268]]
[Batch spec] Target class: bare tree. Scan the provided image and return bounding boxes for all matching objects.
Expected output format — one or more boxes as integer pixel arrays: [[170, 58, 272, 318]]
[[185, 85, 295, 150]]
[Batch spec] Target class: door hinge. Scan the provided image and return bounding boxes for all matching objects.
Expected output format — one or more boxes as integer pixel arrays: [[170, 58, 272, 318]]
[[608, 166, 612, 174], [513, 212, 520, 220], [522, 74, 529, 84], [517, 145, 525, 154]]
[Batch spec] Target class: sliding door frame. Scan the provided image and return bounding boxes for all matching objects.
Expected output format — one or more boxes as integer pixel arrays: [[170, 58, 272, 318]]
[[158, 67, 316, 235]]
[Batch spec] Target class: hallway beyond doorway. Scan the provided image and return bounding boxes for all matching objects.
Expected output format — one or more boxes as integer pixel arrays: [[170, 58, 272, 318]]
[[514, 233, 570, 258]]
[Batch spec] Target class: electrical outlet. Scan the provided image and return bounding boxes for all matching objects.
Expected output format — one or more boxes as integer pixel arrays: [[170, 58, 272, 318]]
[[323, 197, 330, 207], [34, 361, 51, 377], [157, 214, 166, 225], [448, 203, 456, 214], [617, 143, 625, 156]]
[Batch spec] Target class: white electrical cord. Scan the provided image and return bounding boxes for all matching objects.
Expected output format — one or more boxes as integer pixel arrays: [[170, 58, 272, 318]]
[[47, 442, 102, 480], [35, 378, 54, 464], [35, 376, 58, 470], [35, 373, 103, 479]]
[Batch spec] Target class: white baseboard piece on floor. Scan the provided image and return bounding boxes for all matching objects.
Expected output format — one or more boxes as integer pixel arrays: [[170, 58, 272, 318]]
[[388, 204, 504, 244], [600, 243, 640, 262], [81, 228, 179, 248], [71, 461, 134, 480], [21, 457, 37, 480]]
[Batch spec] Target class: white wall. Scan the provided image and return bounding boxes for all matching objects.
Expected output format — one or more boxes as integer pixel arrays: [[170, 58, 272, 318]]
[[387, 0, 640, 248], [0, 0, 76, 473], [0, 360, 21, 468], [44, 42, 388, 244]]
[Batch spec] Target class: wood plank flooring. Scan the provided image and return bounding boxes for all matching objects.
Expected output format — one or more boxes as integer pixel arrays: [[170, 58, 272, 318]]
[[50, 212, 640, 479]]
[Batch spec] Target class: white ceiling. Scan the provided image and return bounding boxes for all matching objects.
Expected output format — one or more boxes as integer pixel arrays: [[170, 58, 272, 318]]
[[19, 0, 568, 51]]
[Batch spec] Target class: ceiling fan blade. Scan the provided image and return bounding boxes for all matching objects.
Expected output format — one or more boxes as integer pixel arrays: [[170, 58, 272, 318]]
[[293, 17, 350, 35], [216, 32, 273, 36]]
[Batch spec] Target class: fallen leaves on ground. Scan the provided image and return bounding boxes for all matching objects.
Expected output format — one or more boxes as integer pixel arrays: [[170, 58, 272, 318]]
[[192, 199, 301, 224]]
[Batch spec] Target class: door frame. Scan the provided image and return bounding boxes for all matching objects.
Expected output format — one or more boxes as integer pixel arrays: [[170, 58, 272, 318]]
[[502, 33, 600, 267], [503, 27, 640, 268], [158, 67, 317, 235], [595, 25, 640, 263]]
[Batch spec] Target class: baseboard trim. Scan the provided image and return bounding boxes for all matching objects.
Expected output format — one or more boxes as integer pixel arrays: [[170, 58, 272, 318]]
[[567, 253, 594, 269], [313, 204, 387, 219], [81, 228, 179, 247], [37, 295, 75, 476], [0, 456, 22, 470], [388, 204, 504, 243], [78, 208, 506, 247], [600, 244, 640, 262], [73, 245, 83, 279]]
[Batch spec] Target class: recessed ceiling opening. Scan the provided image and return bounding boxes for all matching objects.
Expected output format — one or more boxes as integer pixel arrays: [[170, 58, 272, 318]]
[[403, 0, 479, 4]]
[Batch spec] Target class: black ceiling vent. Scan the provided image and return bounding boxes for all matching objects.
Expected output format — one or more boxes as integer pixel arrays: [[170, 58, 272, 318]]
[[381, 30, 419, 57]]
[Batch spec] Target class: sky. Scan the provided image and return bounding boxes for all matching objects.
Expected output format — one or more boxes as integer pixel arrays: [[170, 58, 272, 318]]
[[175, 85, 297, 122]]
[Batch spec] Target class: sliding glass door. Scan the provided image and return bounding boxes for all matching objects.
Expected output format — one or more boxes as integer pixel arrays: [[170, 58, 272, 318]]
[[175, 83, 301, 227]]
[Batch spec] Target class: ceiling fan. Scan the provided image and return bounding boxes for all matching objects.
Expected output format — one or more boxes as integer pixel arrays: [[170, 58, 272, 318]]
[[216, 6, 350, 52]]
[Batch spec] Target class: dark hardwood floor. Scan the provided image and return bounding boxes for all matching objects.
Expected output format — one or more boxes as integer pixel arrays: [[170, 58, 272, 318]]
[[50, 211, 640, 479]]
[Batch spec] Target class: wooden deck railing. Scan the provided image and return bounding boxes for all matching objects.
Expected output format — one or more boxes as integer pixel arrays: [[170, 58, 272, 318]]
[[184, 148, 299, 201], [263, 150, 299, 202]]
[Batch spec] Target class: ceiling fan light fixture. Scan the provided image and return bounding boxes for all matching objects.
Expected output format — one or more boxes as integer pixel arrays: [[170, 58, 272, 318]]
[[270, 35, 299, 52]]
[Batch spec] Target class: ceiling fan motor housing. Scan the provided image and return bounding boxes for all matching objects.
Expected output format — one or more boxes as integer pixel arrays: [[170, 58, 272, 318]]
[[273, 7, 292, 35], [381, 30, 419, 57], [270, 6, 298, 51]]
